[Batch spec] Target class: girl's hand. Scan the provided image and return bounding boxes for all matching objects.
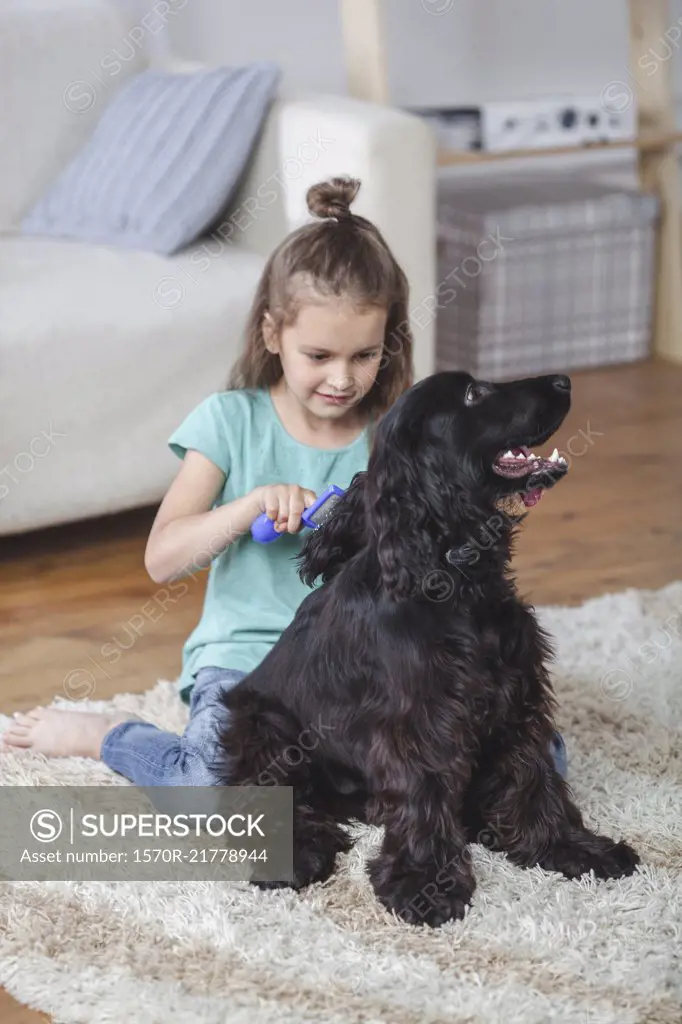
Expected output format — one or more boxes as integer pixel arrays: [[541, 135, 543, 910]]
[[254, 484, 317, 535]]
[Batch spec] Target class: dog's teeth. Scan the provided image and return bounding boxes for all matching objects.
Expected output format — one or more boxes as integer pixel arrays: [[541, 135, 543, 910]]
[[549, 448, 560, 462]]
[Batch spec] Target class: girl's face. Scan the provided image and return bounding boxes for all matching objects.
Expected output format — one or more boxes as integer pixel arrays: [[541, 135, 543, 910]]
[[264, 298, 386, 419]]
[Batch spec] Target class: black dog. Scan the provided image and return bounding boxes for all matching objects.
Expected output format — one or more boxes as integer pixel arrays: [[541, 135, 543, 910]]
[[214, 371, 639, 927]]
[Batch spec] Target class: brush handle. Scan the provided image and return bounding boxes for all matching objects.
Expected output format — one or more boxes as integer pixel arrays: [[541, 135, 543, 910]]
[[249, 514, 280, 543], [250, 484, 345, 543]]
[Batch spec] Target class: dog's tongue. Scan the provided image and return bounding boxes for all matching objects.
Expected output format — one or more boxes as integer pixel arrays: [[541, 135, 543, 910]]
[[522, 488, 543, 508]]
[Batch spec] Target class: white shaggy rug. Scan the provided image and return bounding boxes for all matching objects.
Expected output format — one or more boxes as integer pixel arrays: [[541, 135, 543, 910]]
[[1, 582, 681, 1024]]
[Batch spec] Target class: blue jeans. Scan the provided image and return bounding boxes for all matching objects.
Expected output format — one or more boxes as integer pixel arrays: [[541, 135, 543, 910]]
[[100, 666, 247, 786], [100, 665, 569, 786], [550, 731, 568, 780]]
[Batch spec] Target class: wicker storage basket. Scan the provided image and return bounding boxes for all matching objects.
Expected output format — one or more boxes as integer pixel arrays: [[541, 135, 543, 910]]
[[436, 174, 659, 379]]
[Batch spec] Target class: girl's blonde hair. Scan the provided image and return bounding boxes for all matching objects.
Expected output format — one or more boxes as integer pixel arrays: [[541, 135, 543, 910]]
[[225, 176, 414, 453]]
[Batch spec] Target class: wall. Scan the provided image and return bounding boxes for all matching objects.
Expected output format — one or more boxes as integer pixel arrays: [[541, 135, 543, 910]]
[[161, 0, 682, 107], [162, 0, 346, 96], [158, 0, 682, 186]]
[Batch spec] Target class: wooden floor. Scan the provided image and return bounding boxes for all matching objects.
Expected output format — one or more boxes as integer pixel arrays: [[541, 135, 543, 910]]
[[1, 358, 681, 1021]]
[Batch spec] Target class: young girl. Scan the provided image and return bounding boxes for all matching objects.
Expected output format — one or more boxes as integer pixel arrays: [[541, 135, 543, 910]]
[[2, 176, 568, 782]]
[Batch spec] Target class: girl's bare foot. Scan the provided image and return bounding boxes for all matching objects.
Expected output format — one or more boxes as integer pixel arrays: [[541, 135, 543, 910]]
[[0, 707, 141, 760]]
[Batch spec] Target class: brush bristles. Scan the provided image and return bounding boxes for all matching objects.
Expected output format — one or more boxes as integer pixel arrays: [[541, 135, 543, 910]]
[[309, 493, 343, 527]]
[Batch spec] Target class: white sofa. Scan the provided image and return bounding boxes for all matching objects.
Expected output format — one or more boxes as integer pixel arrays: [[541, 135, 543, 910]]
[[0, 0, 436, 537]]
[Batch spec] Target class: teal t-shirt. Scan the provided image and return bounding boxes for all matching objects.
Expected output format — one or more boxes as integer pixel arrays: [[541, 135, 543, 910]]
[[167, 387, 371, 703]]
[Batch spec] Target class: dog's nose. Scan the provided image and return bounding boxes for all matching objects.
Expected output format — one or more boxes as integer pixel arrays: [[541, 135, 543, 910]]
[[552, 374, 571, 392]]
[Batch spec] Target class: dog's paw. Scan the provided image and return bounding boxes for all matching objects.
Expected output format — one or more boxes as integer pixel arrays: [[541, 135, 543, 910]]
[[379, 877, 474, 928], [293, 844, 339, 888], [544, 836, 640, 880], [249, 878, 293, 891], [368, 859, 476, 928], [251, 844, 338, 892]]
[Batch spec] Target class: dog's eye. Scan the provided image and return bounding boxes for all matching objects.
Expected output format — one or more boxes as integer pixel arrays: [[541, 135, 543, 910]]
[[465, 383, 489, 406]]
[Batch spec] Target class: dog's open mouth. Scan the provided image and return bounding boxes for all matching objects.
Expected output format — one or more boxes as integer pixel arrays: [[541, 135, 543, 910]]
[[492, 445, 569, 508]]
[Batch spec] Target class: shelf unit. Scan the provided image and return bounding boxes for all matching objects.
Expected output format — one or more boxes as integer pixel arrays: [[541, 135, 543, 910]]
[[437, 130, 682, 167], [340, 0, 682, 364]]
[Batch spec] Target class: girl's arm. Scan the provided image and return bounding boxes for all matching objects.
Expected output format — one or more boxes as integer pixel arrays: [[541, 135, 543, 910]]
[[144, 450, 262, 584]]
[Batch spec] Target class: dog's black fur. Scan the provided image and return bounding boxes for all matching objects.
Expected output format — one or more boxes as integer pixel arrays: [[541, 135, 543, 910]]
[[213, 371, 639, 927]]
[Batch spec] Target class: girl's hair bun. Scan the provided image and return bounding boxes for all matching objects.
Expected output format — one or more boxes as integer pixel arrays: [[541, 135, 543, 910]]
[[306, 176, 360, 221]]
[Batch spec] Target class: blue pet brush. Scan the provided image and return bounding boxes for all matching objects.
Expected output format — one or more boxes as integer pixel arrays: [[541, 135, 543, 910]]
[[250, 484, 346, 543]]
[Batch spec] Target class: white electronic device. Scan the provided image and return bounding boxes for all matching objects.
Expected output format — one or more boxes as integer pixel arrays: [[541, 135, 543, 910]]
[[481, 95, 636, 152], [410, 95, 636, 154]]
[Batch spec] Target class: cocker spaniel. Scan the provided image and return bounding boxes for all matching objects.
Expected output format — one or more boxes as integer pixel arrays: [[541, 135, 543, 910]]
[[215, 371, 639, 927]]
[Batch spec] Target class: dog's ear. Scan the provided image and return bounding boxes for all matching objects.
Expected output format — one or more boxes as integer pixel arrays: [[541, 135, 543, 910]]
[[295, 471, 368, 587], [366, 445, 446, 603]]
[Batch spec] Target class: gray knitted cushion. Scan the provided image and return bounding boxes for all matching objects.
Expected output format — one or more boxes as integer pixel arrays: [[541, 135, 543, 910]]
[[21, 63, 280, 255]]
